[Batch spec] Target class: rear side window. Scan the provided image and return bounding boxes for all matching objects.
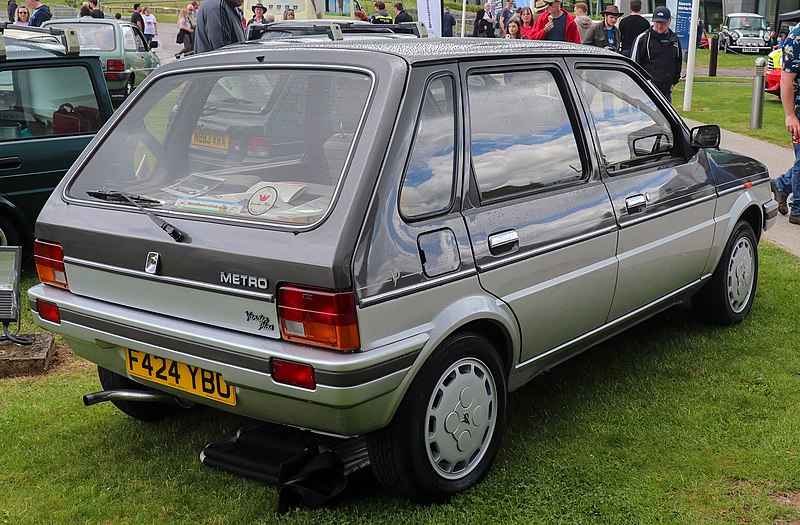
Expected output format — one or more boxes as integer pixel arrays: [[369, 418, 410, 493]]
[[467, 69, 585, 202], [575, 68, 675, 172], [67, 68, 372, 227], [399, 75, 456, 219], [0, 66, 102, 141]]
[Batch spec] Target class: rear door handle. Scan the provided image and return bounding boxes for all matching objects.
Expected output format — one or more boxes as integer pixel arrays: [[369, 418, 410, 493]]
[[625, 194, 647, 213], [0, 156, 21, 170]]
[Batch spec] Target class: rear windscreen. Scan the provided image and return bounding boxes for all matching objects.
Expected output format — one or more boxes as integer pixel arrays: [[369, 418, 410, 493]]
[[67, 68, 372, 227], [54, 23, 116, 51]]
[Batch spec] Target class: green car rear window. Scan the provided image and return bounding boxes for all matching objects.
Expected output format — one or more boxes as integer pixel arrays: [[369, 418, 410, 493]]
[[67, 68, 372, 227], [54, 23, 116, 51]]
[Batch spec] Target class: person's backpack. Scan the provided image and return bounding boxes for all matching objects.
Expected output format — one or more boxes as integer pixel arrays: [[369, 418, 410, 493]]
[[370, 14, 393, 24]]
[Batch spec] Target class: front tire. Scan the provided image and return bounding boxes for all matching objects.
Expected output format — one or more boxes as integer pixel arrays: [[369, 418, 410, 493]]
[[97, 366, 189, 422], [692, 220, 758, 325], [367, 332, 507, 503]]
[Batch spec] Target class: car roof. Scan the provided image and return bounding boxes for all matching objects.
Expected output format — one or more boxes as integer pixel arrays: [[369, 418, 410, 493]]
[[1, 34, 76, 60], [210, 38, 613, 67], [45, 18, 127, 27], [727, 13, 765, 18]]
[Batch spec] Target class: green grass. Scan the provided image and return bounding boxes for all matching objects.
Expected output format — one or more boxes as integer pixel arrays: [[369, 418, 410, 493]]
[[690, 47, 773, 70], [674, 81, 790, 147], [3, 244, 800, 523]]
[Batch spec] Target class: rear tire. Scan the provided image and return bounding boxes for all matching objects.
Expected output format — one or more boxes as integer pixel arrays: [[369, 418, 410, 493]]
[[692, 220, 758, 325], [0, 214, 21, 247], [367, 332, 506, 503], [97, 366, 188, 422], [124, 76, 135, 99]]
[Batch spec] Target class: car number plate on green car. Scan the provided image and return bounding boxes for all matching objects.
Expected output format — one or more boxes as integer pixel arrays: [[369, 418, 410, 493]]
[[125, 349, 236, 405], [191, 128, 229, 150]]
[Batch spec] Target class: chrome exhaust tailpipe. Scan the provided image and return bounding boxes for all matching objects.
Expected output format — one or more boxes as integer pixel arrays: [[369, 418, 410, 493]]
[[83, 389, 179, 407]]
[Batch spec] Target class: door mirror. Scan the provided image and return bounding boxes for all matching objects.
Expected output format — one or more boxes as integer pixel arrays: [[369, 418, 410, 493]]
[[150, 40, 159, 49], [690, 125, 720, 148]]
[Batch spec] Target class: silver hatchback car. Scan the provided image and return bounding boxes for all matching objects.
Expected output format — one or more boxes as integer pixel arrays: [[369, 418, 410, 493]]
[[28, 38, 777, 502]]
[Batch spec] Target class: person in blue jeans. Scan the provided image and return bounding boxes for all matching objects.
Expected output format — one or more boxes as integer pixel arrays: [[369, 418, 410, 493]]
[[775, 24, 800, 225]]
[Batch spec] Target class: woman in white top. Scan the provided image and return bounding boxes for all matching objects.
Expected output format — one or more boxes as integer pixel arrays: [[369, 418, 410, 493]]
[[14, 5, 30, 24], [142, 6, 157, 45], [175, 8, 193, 58]]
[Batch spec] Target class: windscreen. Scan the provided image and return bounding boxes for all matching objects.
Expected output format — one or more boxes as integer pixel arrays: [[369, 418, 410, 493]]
[[729, 17, 767, 30], [68, 68, 372, 227]]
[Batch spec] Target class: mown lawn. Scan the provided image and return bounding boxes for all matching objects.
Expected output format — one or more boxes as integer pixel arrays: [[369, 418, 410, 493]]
[[2, 243, 800, 524]]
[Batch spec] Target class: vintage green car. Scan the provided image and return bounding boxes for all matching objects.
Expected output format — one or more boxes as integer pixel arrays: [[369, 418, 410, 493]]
[[43, 18, 160, 102]]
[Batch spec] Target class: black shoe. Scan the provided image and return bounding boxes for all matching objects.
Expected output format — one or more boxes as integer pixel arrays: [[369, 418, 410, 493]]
[[790, 214, 800, 225], [771, 179, 789, 215]]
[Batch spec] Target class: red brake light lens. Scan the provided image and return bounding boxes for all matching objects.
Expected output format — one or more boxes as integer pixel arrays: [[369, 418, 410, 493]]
[[36, 300, 61, 324], [272, 358, 316, 389], [107, 59, 125, 72], [34, 239, 68, 289], [277, 286, 360, 351], [246, 137, 269, 158]]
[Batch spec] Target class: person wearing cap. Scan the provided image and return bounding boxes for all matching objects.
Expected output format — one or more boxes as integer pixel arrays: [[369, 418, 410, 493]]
[[582, 4, 622, 52], [529, 0, 581, 43], [248, 2, 267, 25], [631, 6, 681, 102], [194, 0, 245, 53], [772, 22, 800, 225], [619, 0, 650, 57]]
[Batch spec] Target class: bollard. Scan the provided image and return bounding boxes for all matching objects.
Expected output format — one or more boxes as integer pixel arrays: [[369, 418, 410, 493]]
[[709, 35, 719, 77], [750, 57, 767, 129]]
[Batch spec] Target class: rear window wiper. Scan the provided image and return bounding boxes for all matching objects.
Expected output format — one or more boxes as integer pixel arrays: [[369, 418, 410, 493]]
[[86, 190, 185, 242]]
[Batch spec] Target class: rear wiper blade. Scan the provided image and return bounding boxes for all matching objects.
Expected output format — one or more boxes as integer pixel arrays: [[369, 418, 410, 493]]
[[86, 190, 162, 205], [86, 190, 185, 242]]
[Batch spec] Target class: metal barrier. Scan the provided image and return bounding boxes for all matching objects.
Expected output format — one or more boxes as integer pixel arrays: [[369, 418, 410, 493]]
[[750, 57, 767, 129]]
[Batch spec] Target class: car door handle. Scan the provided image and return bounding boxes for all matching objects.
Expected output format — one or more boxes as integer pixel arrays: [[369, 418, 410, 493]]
[[488, 230, 519, 250], [625, 194, 647, 213], [0, 156, 21, 170]]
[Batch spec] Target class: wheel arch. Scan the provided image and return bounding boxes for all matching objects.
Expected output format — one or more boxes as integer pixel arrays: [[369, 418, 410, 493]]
[[0, 196, 34, 248], [704, 193, 763, 276]]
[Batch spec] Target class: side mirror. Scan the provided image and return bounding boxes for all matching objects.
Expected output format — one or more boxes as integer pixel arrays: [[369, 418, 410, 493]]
[[690, 124, 721, 148], [150, 40, 159, 49]]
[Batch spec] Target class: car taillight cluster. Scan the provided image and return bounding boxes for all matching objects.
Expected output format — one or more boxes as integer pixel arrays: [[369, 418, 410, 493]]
[[246, 137, 269, 158], [277, 285, 360, 352], [34, 239, 68, 289], [107, 59, 125, 72]]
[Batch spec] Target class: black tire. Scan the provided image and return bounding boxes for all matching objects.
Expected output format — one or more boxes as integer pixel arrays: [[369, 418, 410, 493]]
[[124, 77, 135, 99], [97, 366, 188, 422], [0, 214, 21, 247], [692, 220, 758, 325], [367, 332, 507, 503]]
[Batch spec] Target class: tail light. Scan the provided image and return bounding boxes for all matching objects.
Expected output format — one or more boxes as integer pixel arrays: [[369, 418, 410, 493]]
[[107, 59, 125, 71], [36, 300, 61, 324], [246, 137, 269, 158], [277, 285, 360, 351], [34, 239, 68, 289]]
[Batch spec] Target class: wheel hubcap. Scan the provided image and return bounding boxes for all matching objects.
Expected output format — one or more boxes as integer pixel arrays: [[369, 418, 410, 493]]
[[425, 357, 497, 480], [0, 227, 8, 246], [727, 235, 754, 313]]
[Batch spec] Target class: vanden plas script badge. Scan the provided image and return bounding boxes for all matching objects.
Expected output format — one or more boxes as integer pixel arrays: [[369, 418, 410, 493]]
[[246, 311, 275, 331], [220, 272, 269, 290]]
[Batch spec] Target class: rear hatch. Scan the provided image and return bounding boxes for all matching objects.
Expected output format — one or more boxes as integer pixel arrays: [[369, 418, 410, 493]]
[[36, 63, 381, 340]]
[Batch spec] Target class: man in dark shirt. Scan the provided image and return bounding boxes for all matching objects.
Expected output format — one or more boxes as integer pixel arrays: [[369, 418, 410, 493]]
[[393, 2, 412, 23], [619, 0, 650, 57], [442, 5, 456, 36], [26, 0, 51, 26], [130, 3, 144, 31], [195, 0, 245, 53], [632, 6, 681, 102], [89, 0, 104, 18]]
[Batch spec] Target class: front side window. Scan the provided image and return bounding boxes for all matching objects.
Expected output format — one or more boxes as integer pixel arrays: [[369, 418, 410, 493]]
[[576, 68, 674, 172], [67, 69, 372, 228], [0, 65, 101, 141], [468, 69, 585, 202], [399, 76, 456, 219]]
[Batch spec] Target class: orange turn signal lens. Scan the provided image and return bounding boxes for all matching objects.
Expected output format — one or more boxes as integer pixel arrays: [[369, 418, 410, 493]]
[[34, 239, 68, 289]]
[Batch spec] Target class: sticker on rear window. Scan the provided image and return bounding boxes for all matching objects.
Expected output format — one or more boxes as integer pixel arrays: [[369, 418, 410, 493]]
[[173, 197, 242, 215], [247, 186, 278, 216]]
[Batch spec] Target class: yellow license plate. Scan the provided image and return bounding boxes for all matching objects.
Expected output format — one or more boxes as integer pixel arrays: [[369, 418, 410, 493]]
[[191, 128, 229, 150], [125, 349, 236, 406]]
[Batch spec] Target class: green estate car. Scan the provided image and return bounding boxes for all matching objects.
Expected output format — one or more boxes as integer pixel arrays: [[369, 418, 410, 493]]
[[43, 18, 160, 102], [0, 24, 114, 249]]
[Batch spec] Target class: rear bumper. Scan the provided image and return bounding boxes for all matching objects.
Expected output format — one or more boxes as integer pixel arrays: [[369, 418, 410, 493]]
[[766, 71, 780, 95], [28, 283, 423, 436]]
